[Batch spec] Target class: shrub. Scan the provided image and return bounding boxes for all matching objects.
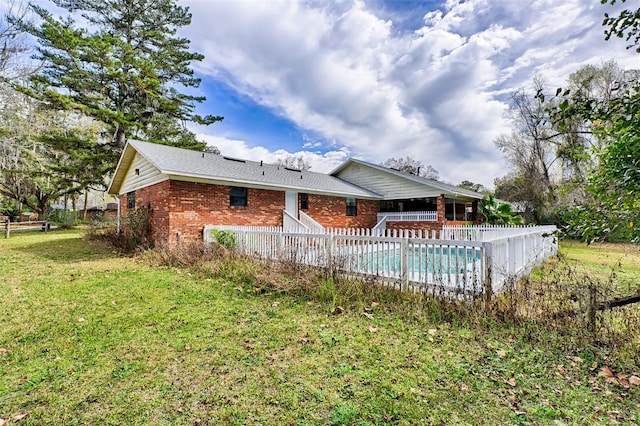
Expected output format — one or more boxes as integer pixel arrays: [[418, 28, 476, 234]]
[[87, 207, 153, 254], [49, 209, 78, 229], [209, 228, 236, 249]]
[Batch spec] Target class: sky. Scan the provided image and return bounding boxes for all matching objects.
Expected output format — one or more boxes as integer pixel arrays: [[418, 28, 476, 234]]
[[1, 0, 637, 187], [178, 0, 639, 187]]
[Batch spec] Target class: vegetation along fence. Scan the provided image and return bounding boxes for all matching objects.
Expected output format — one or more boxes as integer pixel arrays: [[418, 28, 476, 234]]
[[204, 225, 558, 297]]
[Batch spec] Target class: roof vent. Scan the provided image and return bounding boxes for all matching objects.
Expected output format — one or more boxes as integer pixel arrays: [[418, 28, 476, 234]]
[[223, 156, 246, 163], [284, 167, 302, 172]]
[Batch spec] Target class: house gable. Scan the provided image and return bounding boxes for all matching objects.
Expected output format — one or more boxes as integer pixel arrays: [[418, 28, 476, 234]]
[[332, 159, 483, 201], [120, 152, 168, 194]]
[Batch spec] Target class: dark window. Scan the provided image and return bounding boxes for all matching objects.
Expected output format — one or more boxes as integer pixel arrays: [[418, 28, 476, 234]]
[[230, 186, 247, 207], [346, 197, 357, 216], [300, 193, 309, 210], [127, 191, 135, 209]]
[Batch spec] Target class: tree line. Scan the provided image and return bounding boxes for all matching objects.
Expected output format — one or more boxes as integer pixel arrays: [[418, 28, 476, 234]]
[[0, 0, 222, 219], [493, 0, 639, 242]]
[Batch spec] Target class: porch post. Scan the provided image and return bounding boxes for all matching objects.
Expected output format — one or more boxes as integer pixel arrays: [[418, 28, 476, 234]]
[[436, 194, 446, 224], [472, 200, 478, 223]]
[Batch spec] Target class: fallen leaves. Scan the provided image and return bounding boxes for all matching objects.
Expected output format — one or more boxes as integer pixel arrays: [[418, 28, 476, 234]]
[[0, 413, 29, 424], [510, 405, 526, 416], [505, 378, 517, 387], [331, 306, 344, 315], [598, 366, 640, 388], [599, 366, 615, 381]]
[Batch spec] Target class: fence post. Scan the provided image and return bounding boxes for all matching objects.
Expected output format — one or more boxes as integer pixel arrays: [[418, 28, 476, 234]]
[[587, 283, 597, 334], [4, 221, 9, 239], [328, 234, 334, 263], [400, 237, 409, 291], [482, 241, 493, 309]]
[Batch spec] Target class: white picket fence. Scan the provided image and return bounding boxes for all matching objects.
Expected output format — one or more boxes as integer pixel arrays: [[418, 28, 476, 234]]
[[441, 224, 557, 242], [204, 224, 558, 296]]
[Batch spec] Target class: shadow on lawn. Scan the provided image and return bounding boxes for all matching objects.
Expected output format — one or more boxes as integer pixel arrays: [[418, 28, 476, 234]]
[[13, 229, 121, 263]]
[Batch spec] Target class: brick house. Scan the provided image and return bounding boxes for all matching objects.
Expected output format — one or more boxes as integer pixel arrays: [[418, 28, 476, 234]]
[[107, 140, 484, 245]]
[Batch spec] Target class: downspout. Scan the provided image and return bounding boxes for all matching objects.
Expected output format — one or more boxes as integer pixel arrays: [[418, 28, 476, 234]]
[[116, 195, 121, 234]]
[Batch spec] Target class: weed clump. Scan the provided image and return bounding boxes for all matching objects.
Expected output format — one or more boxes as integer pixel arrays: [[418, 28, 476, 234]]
[[86, 206, 153, 254]]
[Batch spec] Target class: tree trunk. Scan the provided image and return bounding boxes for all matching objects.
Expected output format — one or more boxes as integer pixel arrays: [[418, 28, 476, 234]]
[[83, 189, 89, 220]]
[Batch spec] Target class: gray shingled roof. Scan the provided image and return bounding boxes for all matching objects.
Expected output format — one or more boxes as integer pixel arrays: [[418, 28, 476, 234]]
[[330, 158, 485, 200], [111, 140, 382, 199]]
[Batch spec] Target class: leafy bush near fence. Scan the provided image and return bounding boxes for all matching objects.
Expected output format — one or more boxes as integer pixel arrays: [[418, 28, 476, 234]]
[[209, 228, 236, 249]]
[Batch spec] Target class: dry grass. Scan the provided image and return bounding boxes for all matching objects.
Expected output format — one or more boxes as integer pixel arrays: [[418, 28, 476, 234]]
[[3, 231, 638, 425]]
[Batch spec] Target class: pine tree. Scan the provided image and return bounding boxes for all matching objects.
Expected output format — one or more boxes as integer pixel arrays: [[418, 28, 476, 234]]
[[16, 0, 222, 177]]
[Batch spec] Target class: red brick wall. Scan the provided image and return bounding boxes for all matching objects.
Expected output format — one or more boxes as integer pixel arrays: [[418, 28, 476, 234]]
[[119, 180, 170, 244], [119, 180, 379, 245], [303, 194, 378, 229], [166, 181, 285, 244], [386, 221, 443, 237]]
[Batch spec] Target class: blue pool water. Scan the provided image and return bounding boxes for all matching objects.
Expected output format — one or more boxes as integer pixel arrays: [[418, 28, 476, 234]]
[[356, 246, 481, 275]]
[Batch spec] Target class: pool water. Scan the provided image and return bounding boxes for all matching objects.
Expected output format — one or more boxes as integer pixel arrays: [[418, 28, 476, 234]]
[[356, 246, 481, 275]]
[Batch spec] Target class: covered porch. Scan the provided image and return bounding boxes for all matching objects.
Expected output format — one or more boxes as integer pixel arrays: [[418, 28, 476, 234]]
[[375, 194, 479, 230]]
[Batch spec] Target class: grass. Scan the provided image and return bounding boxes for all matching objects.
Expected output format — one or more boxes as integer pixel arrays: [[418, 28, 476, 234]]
[[560, 239, 640, 293], [1, 229, 639, 425]]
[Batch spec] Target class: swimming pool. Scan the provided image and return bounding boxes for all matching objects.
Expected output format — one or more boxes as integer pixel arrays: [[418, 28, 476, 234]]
[[354, 245, 482, 275]]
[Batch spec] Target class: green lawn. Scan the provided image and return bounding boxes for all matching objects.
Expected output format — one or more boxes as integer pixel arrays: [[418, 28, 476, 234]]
[[1, 230, 639, 425]]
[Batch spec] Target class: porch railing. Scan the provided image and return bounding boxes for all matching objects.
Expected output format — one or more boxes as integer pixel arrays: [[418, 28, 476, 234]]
[[282, 210, 308, 231], [378, 211, 438, 223], [299, 210, 325, 232]]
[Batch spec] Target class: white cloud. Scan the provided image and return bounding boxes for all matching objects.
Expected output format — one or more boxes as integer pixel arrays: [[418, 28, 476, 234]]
[[198, 134, 350, 174], [183, 0, 638, 187]]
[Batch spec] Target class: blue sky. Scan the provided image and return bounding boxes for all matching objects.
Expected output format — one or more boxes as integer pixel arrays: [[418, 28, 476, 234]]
[[2, 0, 636, 187], [180, 0, 638, 187]]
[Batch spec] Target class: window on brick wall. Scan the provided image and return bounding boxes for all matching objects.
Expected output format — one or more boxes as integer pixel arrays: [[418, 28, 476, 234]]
[[300, 193, 309, 210], [230, 186, 248, 206], [127, 191, 136, 209], [346, 197, 357, 216]]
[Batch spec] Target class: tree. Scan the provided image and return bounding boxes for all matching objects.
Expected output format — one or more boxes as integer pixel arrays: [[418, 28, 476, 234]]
[[0, 82, 102, 219], [494, 63, 623, 224], [0, 0, 32, 80], [15, 0, 223, 184], [382, 156, 439, 180], [602, 0, 640, 52], [274, 155, 312, 171], [493, 78, 558, 222], [458, 180, 486, 193], [478, 193, 523, 225], [558, 1, 640, 242]]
